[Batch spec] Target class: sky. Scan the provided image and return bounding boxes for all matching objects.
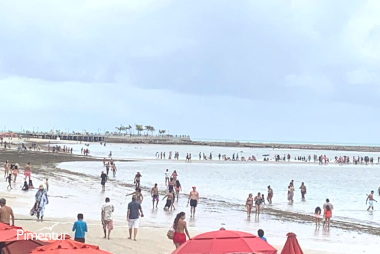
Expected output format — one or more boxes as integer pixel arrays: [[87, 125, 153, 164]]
[[1, 0, 380, 144]]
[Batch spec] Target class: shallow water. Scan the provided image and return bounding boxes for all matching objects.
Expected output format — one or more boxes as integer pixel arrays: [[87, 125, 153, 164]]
[[47, 142, 380, 253]]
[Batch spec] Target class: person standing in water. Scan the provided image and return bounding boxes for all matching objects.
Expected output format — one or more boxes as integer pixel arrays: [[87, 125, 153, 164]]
[[175, 180, 182, 201], [151, 184, 159, 209], [366, 190, 378, 210], [187, 186, 199, 218], [299, 182, 307, 200], [288, 183, 294, 204], [4, 160, 9, 178], [246, 193, 253, 217], [254, 192, 263, 216], [267, 186, 273, 204], [24, 162, 31, 183], [165, 169, 170, 186], [134, 172, 142, 189], [111, 163, 117, 177], [172, 212, 191, 249], [163, 190, 175, 211], [100, 171, 107, 191]]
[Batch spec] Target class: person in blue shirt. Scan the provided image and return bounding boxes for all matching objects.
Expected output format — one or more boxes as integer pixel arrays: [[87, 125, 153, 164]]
[[72, 213, 87, 243], [258, 229, 267, 242]]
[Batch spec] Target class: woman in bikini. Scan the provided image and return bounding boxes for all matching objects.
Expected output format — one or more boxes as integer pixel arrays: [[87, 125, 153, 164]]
[[12, 165, 19, 184], [254, 192, 262, 216], [246, 193, 253, 217], [173, 212, 190, 249], [323, 205, 332, 228], [175, 180, 182, 202]]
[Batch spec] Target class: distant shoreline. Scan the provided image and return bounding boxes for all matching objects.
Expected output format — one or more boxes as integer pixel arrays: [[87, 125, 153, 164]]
[[9, 134, 380, 153]]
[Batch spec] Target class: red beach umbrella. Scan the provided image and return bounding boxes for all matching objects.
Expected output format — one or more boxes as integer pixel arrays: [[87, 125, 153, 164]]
[[172, 230, 277, 254], [29, 239, 112, 254], [0, 223, 48, 254], [281, 233, 304, 254]]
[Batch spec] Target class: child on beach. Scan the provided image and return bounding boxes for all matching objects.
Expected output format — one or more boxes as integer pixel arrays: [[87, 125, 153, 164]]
[[72, 213, 87, 243], [261, 194, 266, 205], [6, 174, 12, 190], [323, 205, 332, 228], [314, 206, 322, 227], [45, 178, 49, 192]]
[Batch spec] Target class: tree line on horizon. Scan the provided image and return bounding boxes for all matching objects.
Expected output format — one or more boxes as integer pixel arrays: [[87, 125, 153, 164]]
[[114, 124, 166, 136]]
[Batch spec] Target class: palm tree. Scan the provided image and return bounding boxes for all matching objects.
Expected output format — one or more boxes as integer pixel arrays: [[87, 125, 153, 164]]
[[125, 125, 132, 135], [145, 125, 155, 136], [159, 129, 166, 136], [135, 124, 144, 135]]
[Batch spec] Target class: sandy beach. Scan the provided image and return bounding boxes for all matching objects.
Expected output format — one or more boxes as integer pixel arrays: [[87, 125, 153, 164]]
[[0, 142, 379, 254]]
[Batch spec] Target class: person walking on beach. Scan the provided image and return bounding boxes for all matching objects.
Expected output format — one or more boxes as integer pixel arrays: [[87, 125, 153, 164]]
[[173, 212, 191, 249], [134, 172, 142, 189], [366, 191, 377, 210], [188, 186, 199, 218], [127, 195, 144, 241], [4, 160, 9, 178], [101, 197, 114, 239], [246, 194, 253, 217], [72, 213, 87, 243], [267, 186, 273, 204], [31, 185, 49, 221], [299, 182, 307, 200], [151, 184, 159, 209], [0, 198, 14, 226], [100, 171, 107, 191]]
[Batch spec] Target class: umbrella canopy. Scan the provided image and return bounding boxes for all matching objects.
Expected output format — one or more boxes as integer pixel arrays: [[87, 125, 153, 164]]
[[281, 233, 304, 254], [0, 223, 48, 254], [30, 239, 112, 254], [172, 230, 277, 254]]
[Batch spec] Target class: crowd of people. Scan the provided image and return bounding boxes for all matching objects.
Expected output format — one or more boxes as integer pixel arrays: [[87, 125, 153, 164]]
[[97, 160, 199, 248], [47, 144, 74, 154]]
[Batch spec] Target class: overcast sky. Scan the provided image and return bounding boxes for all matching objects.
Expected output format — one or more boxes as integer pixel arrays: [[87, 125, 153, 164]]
[[1, 0, 380, 143]]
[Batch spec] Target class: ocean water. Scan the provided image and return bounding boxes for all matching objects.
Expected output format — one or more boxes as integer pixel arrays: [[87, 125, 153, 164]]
[[49, 142, 380, 253]]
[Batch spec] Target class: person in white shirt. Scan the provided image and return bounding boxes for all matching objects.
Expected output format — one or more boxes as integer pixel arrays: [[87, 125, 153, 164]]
[[165, 169, 170, 186], [101, 197, 114, 239]]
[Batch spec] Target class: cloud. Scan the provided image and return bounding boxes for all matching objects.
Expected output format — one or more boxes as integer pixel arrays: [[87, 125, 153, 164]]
[[346, 68, 376, 85], [1, 1, 380, 142]]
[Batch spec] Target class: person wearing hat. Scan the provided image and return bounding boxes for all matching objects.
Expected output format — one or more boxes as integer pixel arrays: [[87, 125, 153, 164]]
[[187, 186, 199, 218], [31, 184, 48, 221], [0, 198, 14, 226]]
